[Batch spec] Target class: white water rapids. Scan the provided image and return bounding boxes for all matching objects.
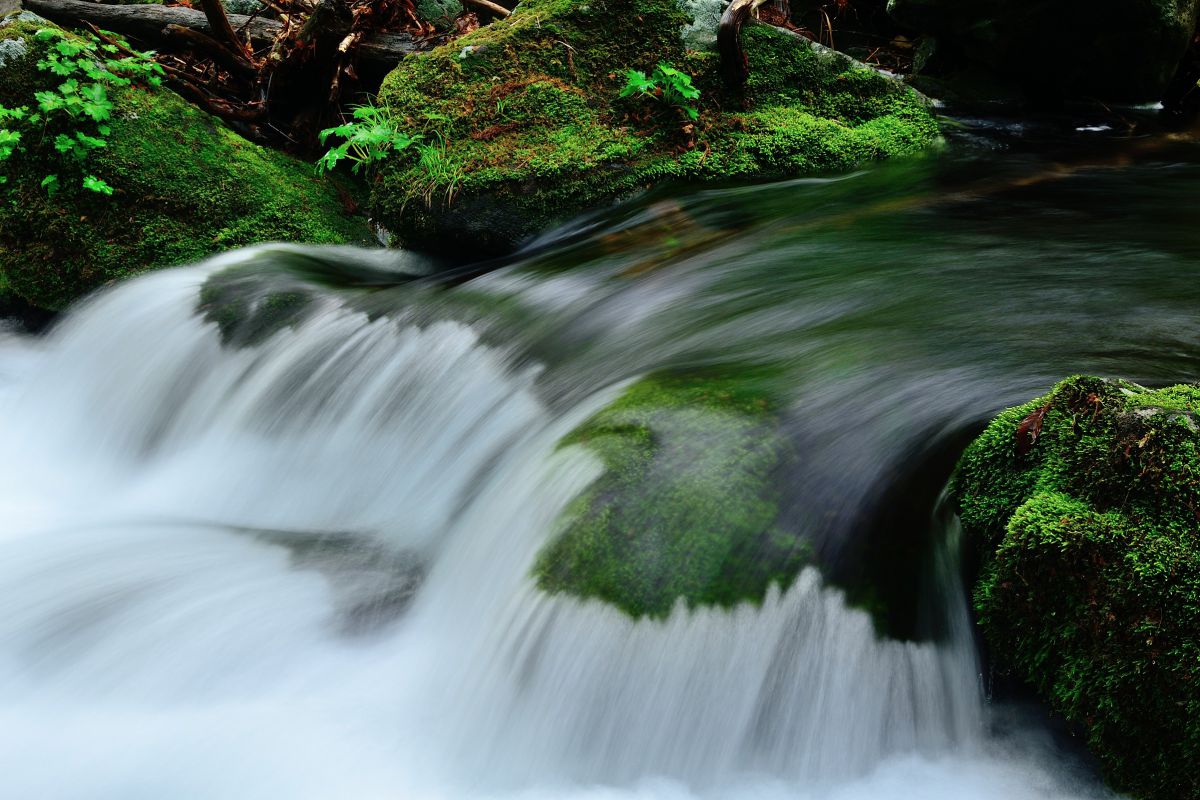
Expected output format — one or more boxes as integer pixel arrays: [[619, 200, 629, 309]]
[[0, 256, 1113, 799]]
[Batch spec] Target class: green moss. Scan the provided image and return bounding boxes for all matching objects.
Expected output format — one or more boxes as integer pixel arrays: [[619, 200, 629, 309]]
[[371, 3, 940, 254], [953, 375, 1200, 800], [0, 19, 372, 311], [533, 371, 809, 618]]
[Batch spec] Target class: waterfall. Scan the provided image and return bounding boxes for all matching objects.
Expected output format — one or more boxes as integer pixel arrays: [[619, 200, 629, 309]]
[[0, 255, 1111, 799]]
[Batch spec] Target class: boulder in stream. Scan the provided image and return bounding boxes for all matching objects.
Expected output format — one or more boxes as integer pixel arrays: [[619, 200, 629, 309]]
[[952, 375, 1200, 800], [369, 0, 940, 256], [533, 371, 809, 618]]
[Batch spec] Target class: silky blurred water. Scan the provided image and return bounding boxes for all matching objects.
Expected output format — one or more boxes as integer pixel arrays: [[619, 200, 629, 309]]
[[3, 132, 1197, 798]]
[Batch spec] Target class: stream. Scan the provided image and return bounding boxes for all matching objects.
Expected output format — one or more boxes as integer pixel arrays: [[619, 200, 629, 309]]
[[1, 123, 1197, 798]]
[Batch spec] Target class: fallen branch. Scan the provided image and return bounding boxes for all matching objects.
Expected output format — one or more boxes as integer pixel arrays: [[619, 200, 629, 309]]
[[24, 0, 420, 69], [197, 0, 250, 61], [164, 68, 268, 122], [162, 23, 257, 76], [463, 0, 510, 18]]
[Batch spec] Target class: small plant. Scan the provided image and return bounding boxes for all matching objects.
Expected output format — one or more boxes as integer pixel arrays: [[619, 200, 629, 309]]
[[316, 103, 422, 175], [619, 63, 701, 121], [317, 104, 462, 208], [0, 28, 164, 195]]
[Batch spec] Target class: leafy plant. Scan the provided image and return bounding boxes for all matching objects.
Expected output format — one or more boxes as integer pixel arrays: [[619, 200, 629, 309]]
[[317, 104, 462, 207], [0, 28, 164, 195], [316, 103, 422, 175], [619, 63, 701, 121]]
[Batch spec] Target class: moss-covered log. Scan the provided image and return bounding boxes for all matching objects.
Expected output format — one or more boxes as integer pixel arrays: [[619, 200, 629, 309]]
[[953, 376, 1200, 800]]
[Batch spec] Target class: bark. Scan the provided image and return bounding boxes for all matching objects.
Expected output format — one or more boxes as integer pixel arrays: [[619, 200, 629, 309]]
[[718, 0, 766, 89]]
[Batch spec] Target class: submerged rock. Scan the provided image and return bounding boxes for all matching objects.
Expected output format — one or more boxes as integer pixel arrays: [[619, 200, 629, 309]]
[[370, 0, 940, 255], [0, 16, 372, 311], [888, 0, 1200, 102], [952, 376, 1200, 800], [533, 372, 809, 618]]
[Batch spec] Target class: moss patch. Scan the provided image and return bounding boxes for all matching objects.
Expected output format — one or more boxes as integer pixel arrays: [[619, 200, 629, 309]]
[[372, 1, 939, 254], [533, 371, 809, 618], [0, 18, 372, 311], [953, 375, 1200, 800]]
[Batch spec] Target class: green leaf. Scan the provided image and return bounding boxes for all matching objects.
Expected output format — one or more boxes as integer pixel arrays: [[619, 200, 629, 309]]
[[82, 174, 114, 195], [0, 128, 20, 161], [38, 57, 74, 77], [34, 91, 63, 112], [54, 40, 85, 57], [53, 134, 76, 155], [40, 173, 59, 197], [75, 131, 107, 150], [80, 84, 114, 122]]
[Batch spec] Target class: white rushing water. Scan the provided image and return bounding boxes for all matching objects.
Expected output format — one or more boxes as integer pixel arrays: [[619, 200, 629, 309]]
[[0, 256, 1112, 799]]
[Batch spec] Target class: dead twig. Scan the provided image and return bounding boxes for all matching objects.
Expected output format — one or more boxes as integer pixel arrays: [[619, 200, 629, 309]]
[[197, 0, 256, 63], [463, 0, 510, 17], [163, 24, 259, 76]]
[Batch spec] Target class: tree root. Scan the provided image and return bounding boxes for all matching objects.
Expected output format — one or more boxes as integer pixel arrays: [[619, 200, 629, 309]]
[[718, 0, 767, 90]]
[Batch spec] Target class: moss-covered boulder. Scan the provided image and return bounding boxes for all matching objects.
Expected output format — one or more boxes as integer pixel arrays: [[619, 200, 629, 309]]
[[0, 14, 372, 311], [533, 372, 808, 618], [888, 0, 1200, 102], [371, 0, 939, 255], [953, 376, 1200, 800]]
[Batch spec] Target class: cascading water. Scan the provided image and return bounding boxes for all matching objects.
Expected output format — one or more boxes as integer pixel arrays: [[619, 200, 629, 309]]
[[7, 145, 1195, 798], [0, 262, 1101, 799]]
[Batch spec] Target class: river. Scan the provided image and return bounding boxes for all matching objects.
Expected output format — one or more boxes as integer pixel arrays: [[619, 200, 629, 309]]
[[1, 122, 1196, 798]]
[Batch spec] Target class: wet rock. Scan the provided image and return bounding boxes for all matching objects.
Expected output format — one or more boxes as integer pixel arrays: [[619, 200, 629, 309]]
[[533, 371, 809, 618], [952, 375, 1200, 800]]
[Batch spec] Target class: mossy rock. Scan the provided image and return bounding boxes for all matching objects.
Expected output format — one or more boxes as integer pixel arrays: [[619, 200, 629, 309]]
[[533, 372, 809, 618], [887, 0, 1200, 102], [371, 0, 939, 255], [0, 16, 372, 311], [953, 375, 1200, 800], [197, 262, 317, 348]]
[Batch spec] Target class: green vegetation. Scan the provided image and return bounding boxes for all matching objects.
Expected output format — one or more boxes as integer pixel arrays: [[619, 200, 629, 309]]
[[953, 376, 1200, 800], [0, 17, 371, 311], [619, 63, 701, 121], [367, 0, 939, 254], [317, 103, 422, 177], [533, 371, 809, 618], [0, 28, 163, 197]]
